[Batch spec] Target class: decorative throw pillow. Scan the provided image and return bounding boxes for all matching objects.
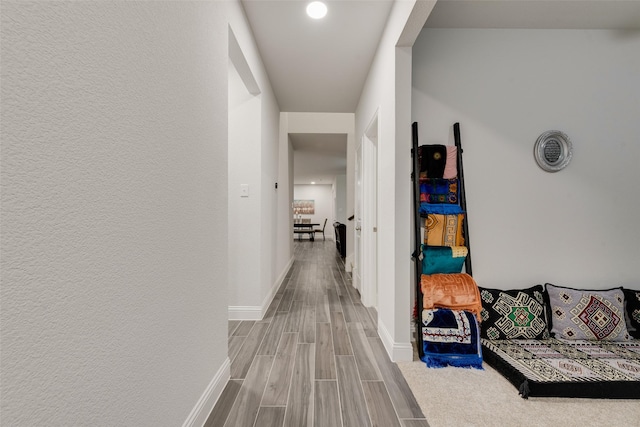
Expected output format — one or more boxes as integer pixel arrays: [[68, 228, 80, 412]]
[[422, 245, 467, 275], [622, 288, 640, 339], [479, 285, 550, 340], [545, 283, 630, 341], [424, 214, 465, 247]]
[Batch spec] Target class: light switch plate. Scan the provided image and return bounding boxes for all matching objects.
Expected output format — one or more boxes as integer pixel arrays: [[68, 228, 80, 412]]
[[240, 184, 249, 197]]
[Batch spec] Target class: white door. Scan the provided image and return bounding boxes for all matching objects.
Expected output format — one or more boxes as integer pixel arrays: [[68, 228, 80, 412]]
[[353, 141, 363, 292]]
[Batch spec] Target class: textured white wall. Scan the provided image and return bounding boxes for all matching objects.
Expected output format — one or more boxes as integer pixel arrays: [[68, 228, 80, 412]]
[[228, 6, 286, 320], [228, 59, 262, 310], [1, 3, 229, 426], [413, 28, 640, 290]]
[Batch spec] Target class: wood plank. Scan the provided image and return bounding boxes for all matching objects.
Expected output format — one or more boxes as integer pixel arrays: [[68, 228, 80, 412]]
[[223, 356, 274, 427], [263, 294, 283, 322], [284, 343, 315, 427], [228, 320, 241, 337], [314, 380, 342, 427], [277, 289, 294, 312], [340, 294, 358, 322], [204, 379, 242, 427], [354, 303, 378, 336], [283, 300, 304, 332], [228, 336, 246, 363], [257, 311, 288, 355], [362, 381, 402, 427], [254, 407, 286, 427], [335, 356, 372, 427], [327, 288, 342, 312], [262, 333, 297, 406], [347, 322, 382, 381], [232, 320, 256, 337], [230, 322, 269, 379], [330, 311, 353, 355], [314, 323, 336, 380], [315, 293, 330, 323], [367, 337, 424, 419], [300, 305, 316, 343]]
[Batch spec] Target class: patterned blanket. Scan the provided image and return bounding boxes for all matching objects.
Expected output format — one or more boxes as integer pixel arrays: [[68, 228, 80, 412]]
[[482, 338, 640, 398], [421, 308, 483, 369]]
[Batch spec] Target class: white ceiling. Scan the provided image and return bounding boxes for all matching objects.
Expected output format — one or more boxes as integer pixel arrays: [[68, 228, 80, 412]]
[[241, 0, 640, 185], [241, 0, 394, 113]]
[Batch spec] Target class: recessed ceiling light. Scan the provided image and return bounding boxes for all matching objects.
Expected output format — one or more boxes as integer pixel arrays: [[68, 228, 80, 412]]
[[306, 1, 327, 19], [311, 181, 316, 185]]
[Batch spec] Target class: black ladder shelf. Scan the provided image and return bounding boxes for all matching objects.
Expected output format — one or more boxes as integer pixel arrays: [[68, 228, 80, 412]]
[[411, 121, 473, 359]]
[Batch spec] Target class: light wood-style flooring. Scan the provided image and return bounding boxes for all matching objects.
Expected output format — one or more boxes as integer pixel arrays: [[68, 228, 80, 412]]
[[206, 240, 429, 427]]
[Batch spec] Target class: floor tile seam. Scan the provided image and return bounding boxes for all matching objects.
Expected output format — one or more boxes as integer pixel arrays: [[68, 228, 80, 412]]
[[284, 342, 316, 427], [373, 340, 424, 422], [334, 354, 374, 427], [231, 322, 272, 380], [278, 337, 302, 426], [212, 379, 243, 427]]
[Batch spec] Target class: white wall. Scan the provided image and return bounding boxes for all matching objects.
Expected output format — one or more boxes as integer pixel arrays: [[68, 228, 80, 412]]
[[334, 174, 347, 224], [227, 7, 289, 321], [413, 28, 640, 290], [294, 184, 334, 239], [1, 2, 230, 426], [354, 1, 435, 362]]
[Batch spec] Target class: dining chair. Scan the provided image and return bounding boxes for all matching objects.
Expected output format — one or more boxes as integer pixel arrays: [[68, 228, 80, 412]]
[[314, 218, 328, 240]]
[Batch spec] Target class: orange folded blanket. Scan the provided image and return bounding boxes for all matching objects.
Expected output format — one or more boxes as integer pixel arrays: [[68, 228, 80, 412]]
[[421, 273, 482, 321]]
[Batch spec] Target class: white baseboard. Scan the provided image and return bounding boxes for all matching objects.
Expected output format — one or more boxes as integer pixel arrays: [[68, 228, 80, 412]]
[[182, 357, 230, 427], [228, 305, 262, 320], [378, 320, 414, 362], [228, 256, 294, 321], [345, 253, 353, 272]]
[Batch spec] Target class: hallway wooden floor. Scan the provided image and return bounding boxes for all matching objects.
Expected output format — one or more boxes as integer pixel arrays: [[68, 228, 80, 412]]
[[205, 240, 429, 427]]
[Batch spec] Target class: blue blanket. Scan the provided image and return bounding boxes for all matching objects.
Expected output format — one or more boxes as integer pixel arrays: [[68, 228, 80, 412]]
[[421, 308, 483, 369]]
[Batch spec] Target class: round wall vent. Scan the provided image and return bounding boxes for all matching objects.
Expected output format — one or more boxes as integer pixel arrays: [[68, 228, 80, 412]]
[[534, 130, 572, 172]]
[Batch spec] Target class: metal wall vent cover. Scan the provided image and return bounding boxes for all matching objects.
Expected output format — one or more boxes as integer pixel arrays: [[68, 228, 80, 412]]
[[534, 130, 572, 172]]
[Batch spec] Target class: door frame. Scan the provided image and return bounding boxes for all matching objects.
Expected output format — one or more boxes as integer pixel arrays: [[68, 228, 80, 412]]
[[360, 110, 379, 309]]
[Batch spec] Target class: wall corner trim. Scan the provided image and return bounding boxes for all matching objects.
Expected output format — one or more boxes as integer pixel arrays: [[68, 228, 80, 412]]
[[182, 357, 231, 427], [378, 321, 414, 362]]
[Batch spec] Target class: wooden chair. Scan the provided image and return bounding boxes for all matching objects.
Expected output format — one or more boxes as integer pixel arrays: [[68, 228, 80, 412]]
[[314, 218, 328, 241]]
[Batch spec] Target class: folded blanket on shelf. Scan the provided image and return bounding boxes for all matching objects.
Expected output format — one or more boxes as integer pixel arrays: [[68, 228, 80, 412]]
[[421, 308, 483, 369], [421, 273, 482, 321], [420, 178, 458, 204], [420, 203, 464, 216], [424, 214, 465, 247], [418, 145, 447, 178], [422, 245, 467, 275]]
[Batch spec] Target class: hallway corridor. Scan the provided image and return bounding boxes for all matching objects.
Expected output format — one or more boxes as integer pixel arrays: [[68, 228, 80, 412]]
[[206, 240, 428, 427]]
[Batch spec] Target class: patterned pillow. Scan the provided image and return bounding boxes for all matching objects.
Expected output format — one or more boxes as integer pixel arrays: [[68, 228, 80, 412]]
[[479, 285, 550, 340], [622, 288, 640, 339], [546, 283, 630, 341]]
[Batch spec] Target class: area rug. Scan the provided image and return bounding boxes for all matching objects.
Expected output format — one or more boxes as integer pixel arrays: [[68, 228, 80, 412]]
[[397, 354, 640, 427]]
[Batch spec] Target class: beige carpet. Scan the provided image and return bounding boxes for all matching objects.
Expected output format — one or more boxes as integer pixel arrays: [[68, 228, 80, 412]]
[[397, 360, 640, 427]]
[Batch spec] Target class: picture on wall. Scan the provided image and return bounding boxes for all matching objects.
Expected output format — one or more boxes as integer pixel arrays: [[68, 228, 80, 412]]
[[293, 199, 315, 215]]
